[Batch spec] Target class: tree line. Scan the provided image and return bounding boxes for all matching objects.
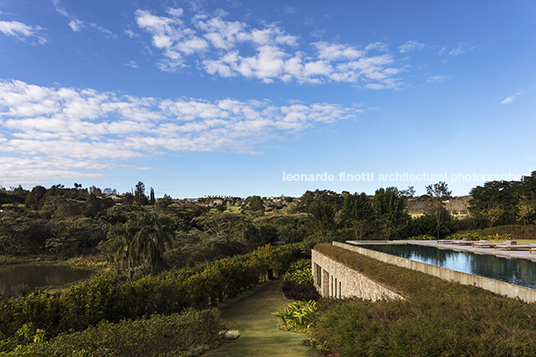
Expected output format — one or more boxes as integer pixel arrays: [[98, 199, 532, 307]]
[[3, 171, 536, 271]]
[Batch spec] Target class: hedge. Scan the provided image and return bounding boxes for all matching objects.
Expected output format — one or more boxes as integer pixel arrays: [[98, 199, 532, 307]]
[[0, 243, 302, 352]]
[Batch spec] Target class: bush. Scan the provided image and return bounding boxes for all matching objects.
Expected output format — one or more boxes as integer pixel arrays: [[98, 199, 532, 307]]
[[273, 300, 317, 333], [408, 234, 436, 240], [312, 243, 536, 357], [7, 309, 227, 357], [458, 224, 536, 240], [281, 282, 320, 301], [282, 259, 314, 285], [0, 243, 303, 351]]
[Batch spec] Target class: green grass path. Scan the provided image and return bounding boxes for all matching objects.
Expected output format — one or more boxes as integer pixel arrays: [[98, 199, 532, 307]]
[[205, 280, 320, 357]]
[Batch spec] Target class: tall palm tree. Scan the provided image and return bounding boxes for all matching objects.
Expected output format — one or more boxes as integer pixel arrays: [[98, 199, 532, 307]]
[[132, 212, 173, 276], [105, 219, 137, 280]]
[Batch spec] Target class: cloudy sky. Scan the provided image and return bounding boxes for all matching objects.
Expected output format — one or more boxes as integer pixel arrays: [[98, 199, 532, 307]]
[[0, 0, 534, 198]]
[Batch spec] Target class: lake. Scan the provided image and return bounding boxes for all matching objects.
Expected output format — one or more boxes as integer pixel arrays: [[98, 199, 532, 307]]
[[363, 244, 536, 290], [0, 264, 93, 297]]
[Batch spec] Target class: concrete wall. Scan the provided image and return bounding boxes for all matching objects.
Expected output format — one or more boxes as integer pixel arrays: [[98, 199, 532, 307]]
[[333, 241, 536, 304], [311, 249, 404, 301]]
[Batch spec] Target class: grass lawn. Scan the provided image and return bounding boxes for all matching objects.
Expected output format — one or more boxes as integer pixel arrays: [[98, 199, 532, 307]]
[[205, 279, 321, 357]]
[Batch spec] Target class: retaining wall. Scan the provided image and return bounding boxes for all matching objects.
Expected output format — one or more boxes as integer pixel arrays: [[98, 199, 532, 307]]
[[334, 241, 536, 303], [311, 249, 404, 301]]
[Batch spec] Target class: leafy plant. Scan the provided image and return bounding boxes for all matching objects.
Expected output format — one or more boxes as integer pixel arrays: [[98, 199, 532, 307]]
[[14, 284, 31, 297], [281, 259, 313, 285], [273, 300, 317, 333]]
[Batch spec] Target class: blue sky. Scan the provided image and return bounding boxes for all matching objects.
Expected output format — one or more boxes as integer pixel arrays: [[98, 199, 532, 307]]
[[0, 0, 535, 198]]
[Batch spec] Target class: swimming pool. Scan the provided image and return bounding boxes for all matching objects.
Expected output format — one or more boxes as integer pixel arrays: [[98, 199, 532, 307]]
[[362, 244, 536, 290]]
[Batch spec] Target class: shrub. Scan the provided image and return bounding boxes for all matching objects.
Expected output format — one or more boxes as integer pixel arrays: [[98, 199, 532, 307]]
[[273, 300, 317, 333], [281, 259, 313, 285], [14, 284, 32, 297], [446, 232, 482, 241], [7, 308, 227, 357], [0, 243, 303, 351], [281, 281, 320, 301], [312, 243, 536, 357], [408, 234, 436, 240]]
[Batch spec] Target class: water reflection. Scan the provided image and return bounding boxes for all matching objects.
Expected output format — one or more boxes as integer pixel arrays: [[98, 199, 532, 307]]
[[364, 245, 536, 289], [0, 264, 92, 297]]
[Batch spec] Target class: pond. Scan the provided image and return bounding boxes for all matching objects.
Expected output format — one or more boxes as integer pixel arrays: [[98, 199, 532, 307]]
[[0, 264, 93, 298], [363, 244, 536, 290]]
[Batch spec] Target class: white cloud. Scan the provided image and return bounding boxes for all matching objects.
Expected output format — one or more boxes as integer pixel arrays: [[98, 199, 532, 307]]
[[68, 19, 83, 32], [0, 156, 109, 187], [125, 60, 139, 68], [439, 42, 476, 57], [124, 29, 139, 38], [427, 75, 450, 83], [135, 8, 406, 88], [398, 40, 425, 53], [54, 0, 114, 37], [0, 79, 361, 184], [0, 20, 47, 44], [501, 88, 536, 104]]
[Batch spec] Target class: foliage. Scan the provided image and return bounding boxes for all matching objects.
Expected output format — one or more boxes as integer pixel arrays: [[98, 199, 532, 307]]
[[425, 181, 452, 239], [373, 187, 409, 240], [342, 192, 373, 240], [405, 213, 456, 239], [468, 174, 536, 227], [299, 190, 344, 213], [6, 309, 226, 357], [281, 282, 321, 301], [308, 202, 335, 241], [273, 300, 317, 333], [456, 224, 536, 240], [134, 181, 148, 206], [407, 234, 436, 240], [313, 243, 536, 357], [281, 259, 313, 285], [132, 212, 174, 276], [0, 244, 302, 352], [445, 232, 483, 240], [241, 195, 265, 214]]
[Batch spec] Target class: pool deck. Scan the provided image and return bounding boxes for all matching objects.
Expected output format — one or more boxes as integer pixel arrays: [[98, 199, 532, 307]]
[[347, 240, 536, 262]]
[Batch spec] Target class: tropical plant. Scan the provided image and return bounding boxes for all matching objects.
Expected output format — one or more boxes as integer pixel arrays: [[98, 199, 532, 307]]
[[282, 259, 313, 285], [132, 212, 173, 276], [273, 300, 317, 333], [101, 219, 138, 279]]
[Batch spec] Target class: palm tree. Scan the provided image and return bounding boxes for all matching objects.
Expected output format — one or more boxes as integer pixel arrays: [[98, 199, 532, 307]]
[[105, 220, 137, 280], [132, 212, 173, 276]]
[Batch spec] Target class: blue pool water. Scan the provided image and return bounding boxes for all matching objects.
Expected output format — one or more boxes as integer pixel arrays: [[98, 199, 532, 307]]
[[362, 244, 536, 289]]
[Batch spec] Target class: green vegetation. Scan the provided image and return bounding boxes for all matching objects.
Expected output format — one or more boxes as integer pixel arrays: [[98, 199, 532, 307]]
[[312, 244, 536, 356], [273, 300, 317, 333], [205, 280, 319, 357], [3, 309, 226, 357], [5, 172, 536, 355], [281, 259, 313, 285], [280, 259, 320, 301], [0, 244, 302, 353]]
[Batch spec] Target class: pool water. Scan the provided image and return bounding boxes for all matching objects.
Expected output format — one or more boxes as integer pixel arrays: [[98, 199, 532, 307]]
[[363, 244, 536, 290]]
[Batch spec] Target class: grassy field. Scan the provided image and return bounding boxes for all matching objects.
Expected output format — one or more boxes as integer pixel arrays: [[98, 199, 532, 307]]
[[205, 280, 321, 357]]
